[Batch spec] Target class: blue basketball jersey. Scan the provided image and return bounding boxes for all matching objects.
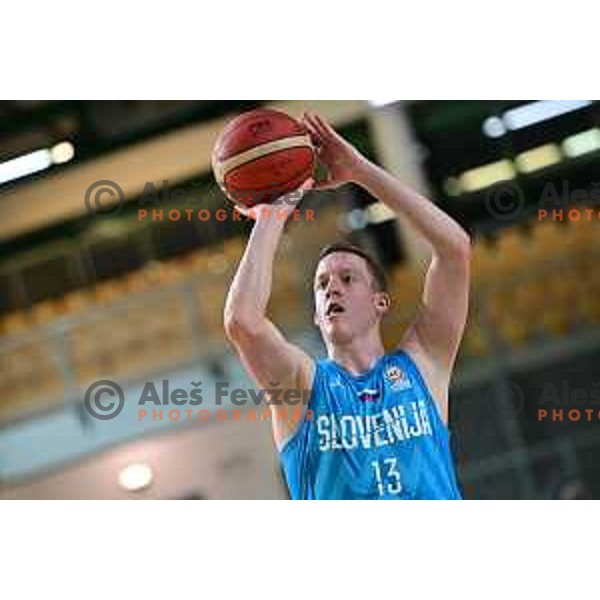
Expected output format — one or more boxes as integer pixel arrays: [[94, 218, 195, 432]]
[[279, 349, 462, 500]]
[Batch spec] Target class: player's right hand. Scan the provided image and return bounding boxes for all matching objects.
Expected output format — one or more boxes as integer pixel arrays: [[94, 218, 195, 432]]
[[234, 177, 314, 222]]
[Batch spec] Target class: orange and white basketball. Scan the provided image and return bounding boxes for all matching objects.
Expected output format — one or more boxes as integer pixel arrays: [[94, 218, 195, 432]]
[[212, 108, 315, 207]]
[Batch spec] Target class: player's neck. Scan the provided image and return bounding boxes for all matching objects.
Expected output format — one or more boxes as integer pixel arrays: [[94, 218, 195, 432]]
[[327, 332, 385, 377]]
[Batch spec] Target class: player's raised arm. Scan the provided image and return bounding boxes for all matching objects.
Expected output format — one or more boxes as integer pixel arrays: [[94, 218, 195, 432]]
[[303, 112, 471, 399], [352, 159, 470, 372], [223, 193, 315, 443]]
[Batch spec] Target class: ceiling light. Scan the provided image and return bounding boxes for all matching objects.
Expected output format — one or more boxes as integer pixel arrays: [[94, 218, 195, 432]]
[[503, 100, 591, 131], [562, 128, 600, 158], [0, 149, 52, 185], [459, 159, 516, 192], [515, 143, 562, 173], [118, 463, 153, 492], [50, 141, 75, 164], [368, 100, 399, 108], [482, 116, 507, 138]]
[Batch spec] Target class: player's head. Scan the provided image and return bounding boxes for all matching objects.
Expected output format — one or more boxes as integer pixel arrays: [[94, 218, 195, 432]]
[[313, 242, 391, 345]]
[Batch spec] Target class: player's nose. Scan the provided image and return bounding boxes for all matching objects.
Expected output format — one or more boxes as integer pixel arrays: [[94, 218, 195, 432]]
[[325, 281, 342, 299]]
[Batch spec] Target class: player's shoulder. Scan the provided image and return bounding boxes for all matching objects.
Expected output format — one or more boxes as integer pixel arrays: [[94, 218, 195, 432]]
[[310, 356, 337, 380], [308, 357, 353, 391], [398, 325, 457, 386], [394, 343, 451, 422], [379, 347, 413, 371]]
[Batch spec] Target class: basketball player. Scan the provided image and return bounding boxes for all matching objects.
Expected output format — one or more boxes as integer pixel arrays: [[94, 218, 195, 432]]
[[224, 112, 470, 499]]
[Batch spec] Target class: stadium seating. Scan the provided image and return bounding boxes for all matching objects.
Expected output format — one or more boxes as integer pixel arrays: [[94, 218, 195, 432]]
[[0, 339, 65, 422], [2, 208, 600, 424]]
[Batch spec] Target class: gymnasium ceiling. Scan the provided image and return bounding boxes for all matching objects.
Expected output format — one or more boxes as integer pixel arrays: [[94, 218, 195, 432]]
[[0, 100, 368, 244], [0, 101, 260, 164]]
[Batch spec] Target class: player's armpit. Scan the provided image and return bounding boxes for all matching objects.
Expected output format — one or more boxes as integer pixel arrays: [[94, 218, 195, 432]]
[[400, 336, 451, 424]]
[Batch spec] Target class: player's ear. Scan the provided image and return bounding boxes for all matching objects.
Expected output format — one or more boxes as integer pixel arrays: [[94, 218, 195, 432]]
[[313, 309, 320, 327], [375, 292, 391, 316]]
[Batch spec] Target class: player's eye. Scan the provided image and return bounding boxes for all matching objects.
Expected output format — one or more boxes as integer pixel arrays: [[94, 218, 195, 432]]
[[342, 274, 352, 284]]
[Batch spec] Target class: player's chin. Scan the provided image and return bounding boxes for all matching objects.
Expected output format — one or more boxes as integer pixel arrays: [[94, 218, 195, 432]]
[[323, 321, 353, 344]]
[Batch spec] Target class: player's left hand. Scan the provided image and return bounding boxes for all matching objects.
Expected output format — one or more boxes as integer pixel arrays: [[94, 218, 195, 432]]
[[301, 112, 366, 190]]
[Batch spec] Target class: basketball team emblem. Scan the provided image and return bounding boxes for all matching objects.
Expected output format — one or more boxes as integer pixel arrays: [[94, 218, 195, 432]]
[[385, 365, 412, 391]]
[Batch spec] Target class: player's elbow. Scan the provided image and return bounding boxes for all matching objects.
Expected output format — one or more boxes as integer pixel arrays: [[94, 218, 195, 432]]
[[223, 308, 262, 343], [223, 310, 245, 342], [454, 230, 472, 262], [443, 228, 471, 263], [433, 232, 471, 266]]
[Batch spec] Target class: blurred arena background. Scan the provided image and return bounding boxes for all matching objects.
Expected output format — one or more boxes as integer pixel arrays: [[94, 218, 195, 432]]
[[0, 99, 599, 499]]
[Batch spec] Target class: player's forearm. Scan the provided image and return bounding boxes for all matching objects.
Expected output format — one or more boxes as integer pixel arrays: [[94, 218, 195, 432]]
[[353, 160, 471, 259], [224, 217, 285, 333]]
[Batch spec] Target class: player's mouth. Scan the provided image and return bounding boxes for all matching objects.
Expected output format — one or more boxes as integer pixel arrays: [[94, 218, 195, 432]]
[[325, 302, 346, 320]]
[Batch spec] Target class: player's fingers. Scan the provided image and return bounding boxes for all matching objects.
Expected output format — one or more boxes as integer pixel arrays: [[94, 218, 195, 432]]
[[301, 112, 317, 132], [304, 112, 326, 136], [233, 201, 248, 215], [310, 112, 335, 140], [302, 115, 323, 147], [305, 112, 327, 139], [300, 176, 315, 191], [233, 204, 251, 218]]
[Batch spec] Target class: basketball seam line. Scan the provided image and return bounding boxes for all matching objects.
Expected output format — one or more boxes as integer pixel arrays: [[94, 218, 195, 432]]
[[225, 154, 314, 191], [225, 165, 313, 201], [212, 135, 312, 184]]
